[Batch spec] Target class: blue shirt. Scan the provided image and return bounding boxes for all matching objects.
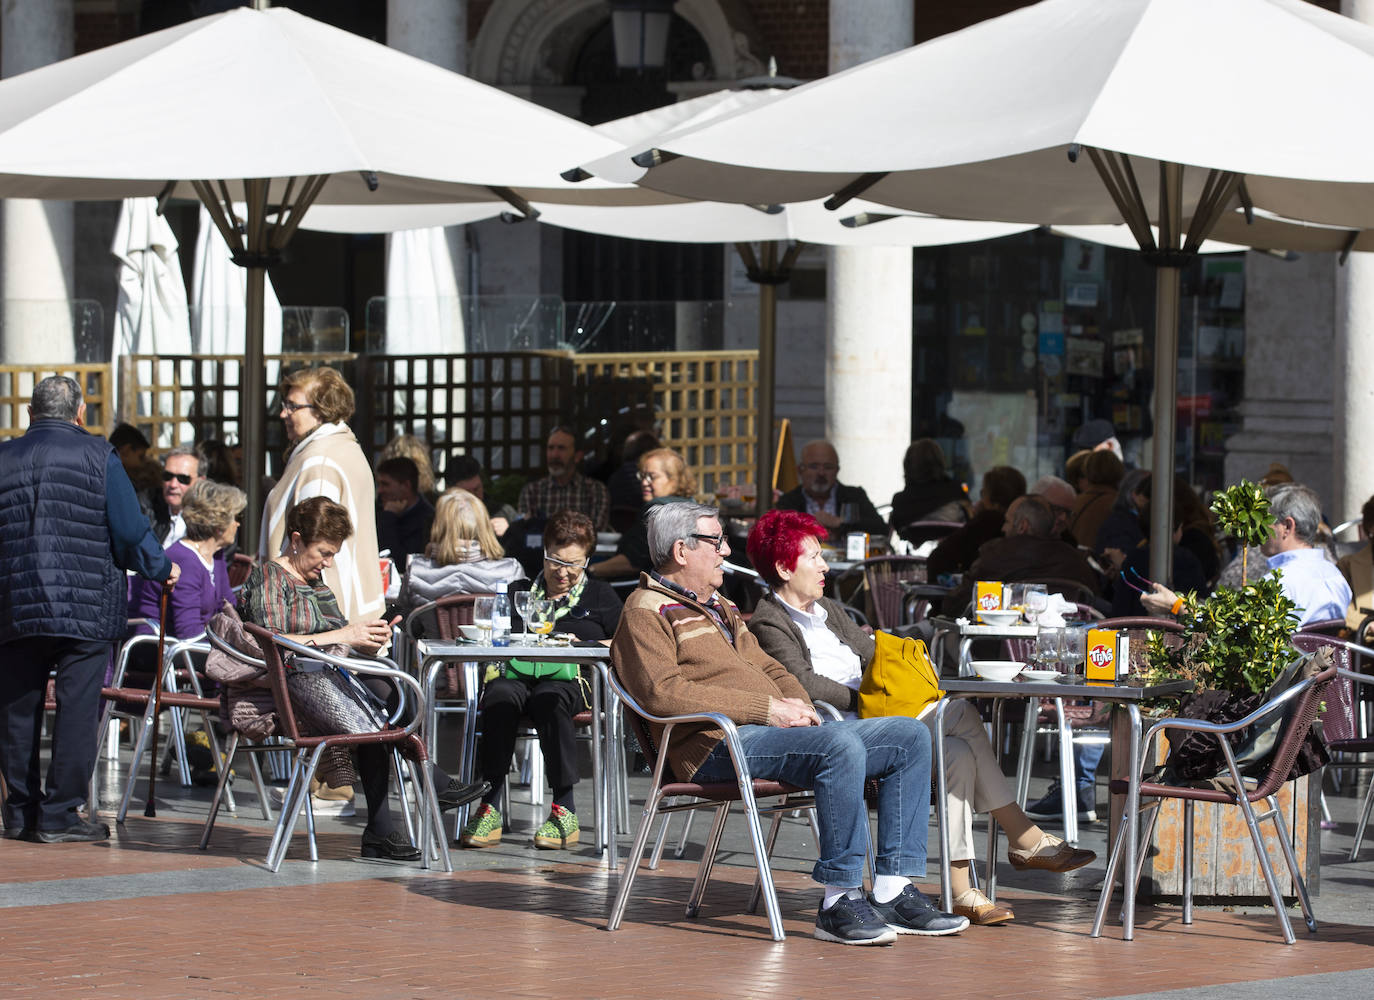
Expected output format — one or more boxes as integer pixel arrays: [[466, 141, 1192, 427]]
[[1267, 547, 1351, 625], [104, 451, 173, 582]]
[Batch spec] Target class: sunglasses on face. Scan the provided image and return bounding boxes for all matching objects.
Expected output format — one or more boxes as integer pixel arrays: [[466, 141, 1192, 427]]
[[162, 471, 193, 486]]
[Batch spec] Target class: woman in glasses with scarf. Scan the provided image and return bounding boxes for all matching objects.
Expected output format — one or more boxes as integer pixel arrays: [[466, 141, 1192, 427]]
[[459, 510, 622, 851]]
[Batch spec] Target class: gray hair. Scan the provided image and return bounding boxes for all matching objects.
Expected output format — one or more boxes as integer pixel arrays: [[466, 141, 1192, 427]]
[[164, 444, 205, 478], [646, 500, 720, 568], [1010, 495, 1056, 539], [31, 375, 82, 422], [180, 480, 247, 542], [1029, 475, 1074, 498], [1267, 482, 1322, 545]]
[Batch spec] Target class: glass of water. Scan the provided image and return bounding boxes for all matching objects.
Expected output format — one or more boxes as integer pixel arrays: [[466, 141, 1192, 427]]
[[472, 595, 495, 644], [1060, 625, 1087, 681], [1035, 626, 1066, 673]]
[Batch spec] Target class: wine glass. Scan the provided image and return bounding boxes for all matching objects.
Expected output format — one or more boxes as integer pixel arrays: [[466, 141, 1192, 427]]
[[1024, 584, 1050, 626], [472, 595, 495, 644], [512, 590, 532, 641], [1007, 583, 1027, 620], [528, 599, 556, 645]]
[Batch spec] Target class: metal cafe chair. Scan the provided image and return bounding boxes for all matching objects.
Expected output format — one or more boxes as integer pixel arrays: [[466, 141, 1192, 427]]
[[605, 666, 819, 942], [1093, 658, 1335, 944]]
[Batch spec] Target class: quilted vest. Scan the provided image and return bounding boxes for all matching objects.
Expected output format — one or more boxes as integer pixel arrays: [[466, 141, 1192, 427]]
[[0, 420, 126, 642]]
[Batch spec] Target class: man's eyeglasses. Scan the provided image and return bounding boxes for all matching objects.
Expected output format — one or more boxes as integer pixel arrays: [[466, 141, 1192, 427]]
[[801, 462, 838, 473], [543, 550, 588, 570], [690, 533, 726, 552], [162, 471, 193, 486], [280, 399, 315, 414]]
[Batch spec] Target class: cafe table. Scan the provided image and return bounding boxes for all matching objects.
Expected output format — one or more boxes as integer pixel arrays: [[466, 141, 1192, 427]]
[[415, 637, 622, 867], [955, 621, 1039, 675], [932, 675, 1192, 941]]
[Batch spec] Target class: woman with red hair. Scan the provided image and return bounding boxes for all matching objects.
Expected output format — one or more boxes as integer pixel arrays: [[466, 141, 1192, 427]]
[[746, 509, 1093, 926]]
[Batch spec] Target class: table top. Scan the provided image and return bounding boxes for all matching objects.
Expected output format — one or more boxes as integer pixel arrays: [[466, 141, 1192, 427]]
[[939, 677, 1192, 702], [958, 622, 1039, 637], [418, 639, 612, 661]]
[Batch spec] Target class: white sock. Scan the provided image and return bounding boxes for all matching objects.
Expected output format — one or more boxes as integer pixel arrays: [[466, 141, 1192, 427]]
[[822, 886, 862, 910], [872, 875, 909, 904]]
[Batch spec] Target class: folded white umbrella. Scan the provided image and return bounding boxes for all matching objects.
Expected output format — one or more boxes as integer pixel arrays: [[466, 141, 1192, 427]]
[[110, 197, 192, 443], [585, 0, 1374, 588]]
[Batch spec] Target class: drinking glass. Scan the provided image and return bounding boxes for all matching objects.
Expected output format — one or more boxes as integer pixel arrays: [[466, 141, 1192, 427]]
[[528, 599, 556, 644], [1007, 583, 1028, 619], [1060, 625, 1086, 681], [472, 595, 495, 644], [1024, 584, 1050, 626], [1034, 626, 1065, 673], [512, 590, 532, 640]]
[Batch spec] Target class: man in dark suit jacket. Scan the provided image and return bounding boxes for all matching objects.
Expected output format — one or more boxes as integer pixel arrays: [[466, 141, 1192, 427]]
[[774, 440, 886, 543]]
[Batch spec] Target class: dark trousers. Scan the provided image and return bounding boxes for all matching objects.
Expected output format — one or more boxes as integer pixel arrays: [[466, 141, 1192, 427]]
[[478, 677, 582, 807], [0, 636, 111, 832]]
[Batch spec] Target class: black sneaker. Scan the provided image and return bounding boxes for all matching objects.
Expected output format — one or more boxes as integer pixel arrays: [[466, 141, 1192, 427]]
[[34, 819, 110, 843], [867, 885, 969, 936], [1026, 785, 1097, 823], [814, 894, 898, 946], [2, 826, 34, 841]]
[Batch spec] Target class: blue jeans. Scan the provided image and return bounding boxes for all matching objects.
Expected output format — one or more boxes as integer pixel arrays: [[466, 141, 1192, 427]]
[[1075, 742, 1104, 791], [692, 716, 931, 887]]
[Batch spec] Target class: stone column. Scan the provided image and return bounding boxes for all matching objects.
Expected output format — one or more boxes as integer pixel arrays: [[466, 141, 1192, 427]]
[[387, 0, 467, 313], [1335, 0, 1374, 523], [1223, 251, 1335, 502], [825, 0, 913, 507], [0, 0, 74, 364]]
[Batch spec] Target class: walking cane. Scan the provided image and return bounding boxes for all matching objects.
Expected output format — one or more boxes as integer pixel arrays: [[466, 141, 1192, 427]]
[[145, 583, 171, 818]]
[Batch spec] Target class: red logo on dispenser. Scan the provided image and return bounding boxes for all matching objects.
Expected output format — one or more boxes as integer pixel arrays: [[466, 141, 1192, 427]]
[[1089, 644, 1113, 667], [978, 593, 1000, 610]]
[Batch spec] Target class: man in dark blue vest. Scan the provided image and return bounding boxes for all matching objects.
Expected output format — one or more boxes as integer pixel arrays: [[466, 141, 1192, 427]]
[[0, 376, 179, 843]]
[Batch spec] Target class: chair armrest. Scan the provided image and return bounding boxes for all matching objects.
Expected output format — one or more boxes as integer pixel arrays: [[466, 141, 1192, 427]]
[[267, 632, 416, 733], [205, 627, 268, 668], [1143, 671, 1319, 746], [813, 699, 844, 722], [111, 632, 162, 686]]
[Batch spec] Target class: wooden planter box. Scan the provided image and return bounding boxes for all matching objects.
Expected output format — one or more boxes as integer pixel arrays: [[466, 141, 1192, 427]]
[[1109, 723, 1322, 903]]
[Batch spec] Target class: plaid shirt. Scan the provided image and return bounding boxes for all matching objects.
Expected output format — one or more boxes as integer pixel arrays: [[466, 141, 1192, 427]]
[[238, 560, 347, 636], [517, 472, 610, 530]]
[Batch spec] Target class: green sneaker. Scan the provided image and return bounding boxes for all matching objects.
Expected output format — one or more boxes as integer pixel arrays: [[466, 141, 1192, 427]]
[[533, 804, 579, 850], [459, 803, 502, 848]]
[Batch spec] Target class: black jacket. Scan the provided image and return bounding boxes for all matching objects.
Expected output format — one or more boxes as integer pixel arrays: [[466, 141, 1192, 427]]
[[775, 483, 887, 541]]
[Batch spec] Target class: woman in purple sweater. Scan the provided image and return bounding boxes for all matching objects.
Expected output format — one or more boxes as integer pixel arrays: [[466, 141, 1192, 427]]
[[130, 480, 245, 638]]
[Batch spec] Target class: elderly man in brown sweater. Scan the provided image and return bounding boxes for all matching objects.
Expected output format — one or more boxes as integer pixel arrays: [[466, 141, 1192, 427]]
[[611, 501, 967, 946]]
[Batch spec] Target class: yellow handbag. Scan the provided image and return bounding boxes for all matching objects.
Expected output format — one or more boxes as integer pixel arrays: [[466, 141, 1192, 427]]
[[857, 630, 945, 719]]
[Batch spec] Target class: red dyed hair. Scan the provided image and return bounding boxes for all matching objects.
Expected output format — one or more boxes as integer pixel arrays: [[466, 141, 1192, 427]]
[[747, 508, 827, 587]]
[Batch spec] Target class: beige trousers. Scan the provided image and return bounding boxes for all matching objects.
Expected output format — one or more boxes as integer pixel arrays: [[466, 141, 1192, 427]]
[[917, 699, 1015, 861]]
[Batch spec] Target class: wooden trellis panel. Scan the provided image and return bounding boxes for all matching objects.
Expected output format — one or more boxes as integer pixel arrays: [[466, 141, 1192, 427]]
[[572, 350, 758, 495], [0, 363, 113, 438], [120, 353, 356, 461], [359, 352, 574, 486]]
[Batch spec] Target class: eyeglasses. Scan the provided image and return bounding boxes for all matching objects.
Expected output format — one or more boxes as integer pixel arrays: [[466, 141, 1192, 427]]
[[543, 550, 588, 570], [162, 471, 193, 485], [802, 462, 838, 473], [689, 532, 726, 552], [280, 398, 315, 414], [636, 470, 665, 482]]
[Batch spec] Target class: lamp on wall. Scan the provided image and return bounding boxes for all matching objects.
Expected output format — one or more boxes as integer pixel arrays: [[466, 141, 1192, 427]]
[[609, 0, 675, 72]]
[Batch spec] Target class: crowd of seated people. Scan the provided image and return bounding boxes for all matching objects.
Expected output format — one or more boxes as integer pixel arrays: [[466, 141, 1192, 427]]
[[63, 387, 1366, 941]]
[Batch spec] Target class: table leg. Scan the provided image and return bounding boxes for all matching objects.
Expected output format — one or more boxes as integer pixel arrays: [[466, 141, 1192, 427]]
[[1015, 696, 1039, 807], [1057, 699, 1077, 845], [1123, 703, 1141, 940], [935, 697, 953, 912], [959, 637, 974, 677], [591, 666, 605, 860]]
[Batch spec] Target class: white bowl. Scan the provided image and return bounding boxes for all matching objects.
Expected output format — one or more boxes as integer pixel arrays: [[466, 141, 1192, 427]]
[[458, 624, 482, 641], [977, 610, 1021, 626], [1019, 668, 1063, 683], [971, 660, 1024, 682]]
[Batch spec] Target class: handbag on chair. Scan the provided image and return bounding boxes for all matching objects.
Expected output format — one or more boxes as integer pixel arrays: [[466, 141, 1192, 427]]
[[857, 630, 945, 719]]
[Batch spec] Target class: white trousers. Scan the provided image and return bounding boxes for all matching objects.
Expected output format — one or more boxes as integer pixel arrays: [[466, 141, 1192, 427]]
[[918, 699, 1015, 862]]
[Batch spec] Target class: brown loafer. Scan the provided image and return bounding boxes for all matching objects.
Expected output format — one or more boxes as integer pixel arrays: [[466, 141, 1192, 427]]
[[1008, 833, 1097, 873], [952, 888, 1014, 926]]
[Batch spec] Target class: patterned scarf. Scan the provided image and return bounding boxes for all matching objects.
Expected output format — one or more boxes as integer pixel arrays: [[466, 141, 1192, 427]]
[[529, 570, 587, 620]]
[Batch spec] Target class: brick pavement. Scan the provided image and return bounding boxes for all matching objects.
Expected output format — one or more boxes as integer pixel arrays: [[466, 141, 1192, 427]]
[[3, 815, 1374, 1000]]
